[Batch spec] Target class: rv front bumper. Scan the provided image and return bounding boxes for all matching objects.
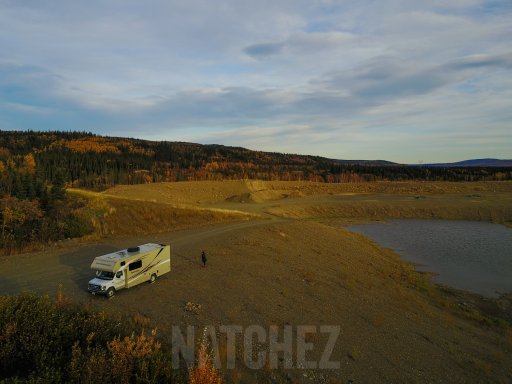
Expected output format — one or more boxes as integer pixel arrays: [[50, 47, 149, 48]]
[[88, 283, 106, 294]]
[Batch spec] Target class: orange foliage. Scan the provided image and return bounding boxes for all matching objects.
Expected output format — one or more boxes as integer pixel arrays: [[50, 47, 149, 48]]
[[188, 341, 223, 384], [57, 284, 63, 305], [107, 330, 161, 383], [130, 146, 155, 157], [118, 140, 155, 156], [23, 154, 36, 173], [205, 162, 220, 171], [61, 138, 121, 154], [108, 329, 161, 359]]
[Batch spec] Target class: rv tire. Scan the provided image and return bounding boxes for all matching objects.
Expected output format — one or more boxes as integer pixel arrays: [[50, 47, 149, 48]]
[[106, 287, 115, 298], [150, 273, 157, 283]]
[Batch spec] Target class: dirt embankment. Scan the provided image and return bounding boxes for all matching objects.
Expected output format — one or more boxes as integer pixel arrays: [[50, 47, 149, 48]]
[[102, 180, 248, 206], [265, 194, 512, 227], [259, 180, 512, 196], [70, 196, 257, 241], [103, 180, 512, 206]]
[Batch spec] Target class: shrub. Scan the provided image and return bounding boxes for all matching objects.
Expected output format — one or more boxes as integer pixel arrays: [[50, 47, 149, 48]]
[[0, 294, 175, 383], [188, 329, 223, 384]]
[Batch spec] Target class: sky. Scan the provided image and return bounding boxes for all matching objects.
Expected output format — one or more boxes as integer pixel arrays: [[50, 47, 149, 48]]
[[1, 0, 511, 163]]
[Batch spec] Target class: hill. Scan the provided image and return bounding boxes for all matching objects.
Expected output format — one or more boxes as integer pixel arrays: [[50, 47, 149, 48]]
[[423, 158, 512, 167], [1, 131, 511, 195]]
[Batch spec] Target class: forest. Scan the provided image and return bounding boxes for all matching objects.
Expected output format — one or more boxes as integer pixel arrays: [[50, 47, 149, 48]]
[[1, 130, 511, 253], [2, 130, 511, 190]]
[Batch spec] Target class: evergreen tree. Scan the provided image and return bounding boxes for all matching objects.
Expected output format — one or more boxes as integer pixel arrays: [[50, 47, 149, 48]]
[[50, 169, 66, 201], [22, 173, 36, 200], [12, 173, 25, 200]]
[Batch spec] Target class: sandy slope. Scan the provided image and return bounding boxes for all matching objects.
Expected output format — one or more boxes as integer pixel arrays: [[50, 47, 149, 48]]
[[103, 180, 512, 207]]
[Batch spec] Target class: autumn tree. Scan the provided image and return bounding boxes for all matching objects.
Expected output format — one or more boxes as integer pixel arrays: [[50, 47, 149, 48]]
[[0, 196, 43, 252], [23, 153, 36, 173]]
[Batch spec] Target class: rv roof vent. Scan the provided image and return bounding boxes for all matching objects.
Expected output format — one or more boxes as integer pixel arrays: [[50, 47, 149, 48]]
[[127, 246, 140, 253]]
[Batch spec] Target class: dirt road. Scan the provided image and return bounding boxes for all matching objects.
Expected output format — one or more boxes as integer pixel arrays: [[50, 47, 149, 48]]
[[0, 217, 281, 298]]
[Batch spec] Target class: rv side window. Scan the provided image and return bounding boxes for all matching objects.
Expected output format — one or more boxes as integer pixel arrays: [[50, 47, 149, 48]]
[[129, 260, 142, 271], [116, 271, 123, 278]]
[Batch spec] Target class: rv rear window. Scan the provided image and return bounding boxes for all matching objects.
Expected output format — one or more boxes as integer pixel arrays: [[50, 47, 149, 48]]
[[129, 260, 142, 271]]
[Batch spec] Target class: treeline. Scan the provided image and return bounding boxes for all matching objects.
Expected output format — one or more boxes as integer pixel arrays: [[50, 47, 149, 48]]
[[1, 131, 511, 192], [0, 140, 92, 253]]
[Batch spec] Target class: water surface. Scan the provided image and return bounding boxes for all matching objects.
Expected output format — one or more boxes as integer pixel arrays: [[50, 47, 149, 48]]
[[346, 220, 512, 297]]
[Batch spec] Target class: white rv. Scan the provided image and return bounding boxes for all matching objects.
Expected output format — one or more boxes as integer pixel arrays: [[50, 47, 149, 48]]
[[88, 243, 171, 297]]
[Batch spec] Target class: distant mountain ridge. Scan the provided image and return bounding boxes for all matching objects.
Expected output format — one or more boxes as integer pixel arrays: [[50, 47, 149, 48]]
[[420, 158, 512, 167], [333, 159, 398, 166]]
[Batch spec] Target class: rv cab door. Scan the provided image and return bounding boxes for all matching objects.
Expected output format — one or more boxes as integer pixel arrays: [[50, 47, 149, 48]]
[[113, 270, 125, 290]]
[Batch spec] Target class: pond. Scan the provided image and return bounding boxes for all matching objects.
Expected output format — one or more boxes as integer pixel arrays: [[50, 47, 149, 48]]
[[346, 219, 512, 297]]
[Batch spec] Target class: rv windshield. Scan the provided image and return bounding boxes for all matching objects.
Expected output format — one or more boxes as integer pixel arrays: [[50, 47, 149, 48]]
[[96, 270, 115, 280]]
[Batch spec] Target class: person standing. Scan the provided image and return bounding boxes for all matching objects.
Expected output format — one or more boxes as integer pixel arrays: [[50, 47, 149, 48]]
[[201, 251, 207, 267]]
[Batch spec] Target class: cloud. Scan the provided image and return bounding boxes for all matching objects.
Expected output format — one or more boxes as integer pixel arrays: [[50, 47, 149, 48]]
[[448, 53, 512, 70], [0, 0, 511, 162], [243, 30, 355, 59], [287, 31, 355, 51], [318, 52, 512, 104], [243, 42, 285, 58]]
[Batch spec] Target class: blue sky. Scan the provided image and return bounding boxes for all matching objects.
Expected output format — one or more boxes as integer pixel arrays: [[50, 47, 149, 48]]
[[1, 0, 511, 163]]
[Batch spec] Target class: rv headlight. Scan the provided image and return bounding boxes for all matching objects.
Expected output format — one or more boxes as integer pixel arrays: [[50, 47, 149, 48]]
[[101, 286, 106, 291]]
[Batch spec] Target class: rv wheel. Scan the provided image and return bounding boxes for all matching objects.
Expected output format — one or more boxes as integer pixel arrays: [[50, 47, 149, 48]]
[[149, 274, 157, 283], [106, 288, 115, 298]]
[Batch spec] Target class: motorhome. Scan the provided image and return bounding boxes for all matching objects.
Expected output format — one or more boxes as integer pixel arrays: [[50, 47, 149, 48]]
[[88, 243, 171, 297]]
